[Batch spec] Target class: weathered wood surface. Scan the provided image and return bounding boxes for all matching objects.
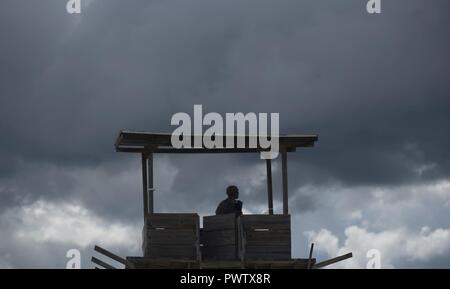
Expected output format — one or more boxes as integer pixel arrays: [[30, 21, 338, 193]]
[[141, 214, 293, 261], [238, 214, 291, 260], [239, 215, 291, 230], [202, 245, 237, 260], [243, 258, 314, 269], [266, 159, 274, 215], [281, 149, 289, 215], [126, 257, 200, 269], [115, 131, 318, 154], [145, 213, 199, 229], [201, 229, 236, 246], [245, 229, 291, 245], [203, 214, 236, 231], [144, 245, 197, 259], [125, 257, 315, 269], [142, 213, 200, 260], [91, 256, 117, 269], [201, 214, 238, 260], [313, 252, 353, 269], [307, 243, 315, 269], [243, 250, 291, 260], [145, 229, 197, 244], [94, 245, 126, 265]]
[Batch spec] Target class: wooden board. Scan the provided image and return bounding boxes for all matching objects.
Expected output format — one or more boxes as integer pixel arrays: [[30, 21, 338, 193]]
[[238, 215, 291, 230], [145, 213, 199, 230], [142, 213, 200, 260], [125, 257, 315, 269], [201, 214, 238, 260], [238, 214, 291, 261], [243, 259, 315, 269], [145, 229, 197, 245], [201, 229, 236, 246], [144, 245, 197, 259], [201, 245, 237, 260], [203, 214, 236, 231], [126, 257, 200, 269], [244, 246, 291, 260], [245, 229, 291, 245]]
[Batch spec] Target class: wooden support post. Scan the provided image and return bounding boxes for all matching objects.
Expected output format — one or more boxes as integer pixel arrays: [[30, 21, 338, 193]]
[[281, 148, 288, 215], [141, 153, 148, 219], [147, 153, 154, 214], [313, 252, 353, 269], [94, 245, 126, 265], [91, 256, 116, 269], [307, 243, 315, 269], [266, 159, 274, 215]]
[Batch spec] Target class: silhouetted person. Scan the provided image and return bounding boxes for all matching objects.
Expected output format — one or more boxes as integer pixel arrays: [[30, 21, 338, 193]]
[[215, 185, 243, 216]]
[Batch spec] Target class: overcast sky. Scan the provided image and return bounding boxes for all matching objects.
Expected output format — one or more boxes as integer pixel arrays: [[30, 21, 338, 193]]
[[1, 0, 450, 268]]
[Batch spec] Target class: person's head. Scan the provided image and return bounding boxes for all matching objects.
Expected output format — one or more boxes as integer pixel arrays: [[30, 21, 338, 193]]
[[226, 185, 239, 199]]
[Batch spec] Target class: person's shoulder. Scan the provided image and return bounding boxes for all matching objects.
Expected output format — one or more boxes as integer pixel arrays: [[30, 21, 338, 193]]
[[218, 199, 229, 206]]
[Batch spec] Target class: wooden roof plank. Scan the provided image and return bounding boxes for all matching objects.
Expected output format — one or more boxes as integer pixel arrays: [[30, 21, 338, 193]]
[[91, 256, 117, 269], [115, 130, 318, 154]]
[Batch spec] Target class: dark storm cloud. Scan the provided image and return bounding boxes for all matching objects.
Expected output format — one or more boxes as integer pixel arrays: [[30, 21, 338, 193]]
[[1, 0, 449, 181], [1, 0, 450, 268], [1, 0, 449, 209]]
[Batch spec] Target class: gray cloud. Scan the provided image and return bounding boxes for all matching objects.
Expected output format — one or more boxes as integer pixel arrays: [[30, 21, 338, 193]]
[[1, 0, 450, 268]]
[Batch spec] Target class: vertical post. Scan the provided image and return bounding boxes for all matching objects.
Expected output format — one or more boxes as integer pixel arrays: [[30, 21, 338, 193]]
[[281, 148, 288, 215], [147, 153, 154, 214], [141, 153, 148, 219], [266, 159, 274, 215], [307, 243, 315, 269]]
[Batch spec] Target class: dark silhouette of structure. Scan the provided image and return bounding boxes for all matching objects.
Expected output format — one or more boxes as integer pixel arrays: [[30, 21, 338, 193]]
[[91, 131, 352, 269], [215, 185, 243, 216]]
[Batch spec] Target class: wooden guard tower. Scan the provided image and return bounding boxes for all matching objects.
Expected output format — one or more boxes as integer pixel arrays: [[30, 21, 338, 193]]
[[91, 131, 352, 269]]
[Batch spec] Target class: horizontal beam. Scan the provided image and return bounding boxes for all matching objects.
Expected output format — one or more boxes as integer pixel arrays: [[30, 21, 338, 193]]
[[94, 245, 126, 265], [313, 252, 353, 269], [117, 132, 318, 146], [115, 131, 318, 154], [116, 147, 301, 154], [91, 256, 117, 269]]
